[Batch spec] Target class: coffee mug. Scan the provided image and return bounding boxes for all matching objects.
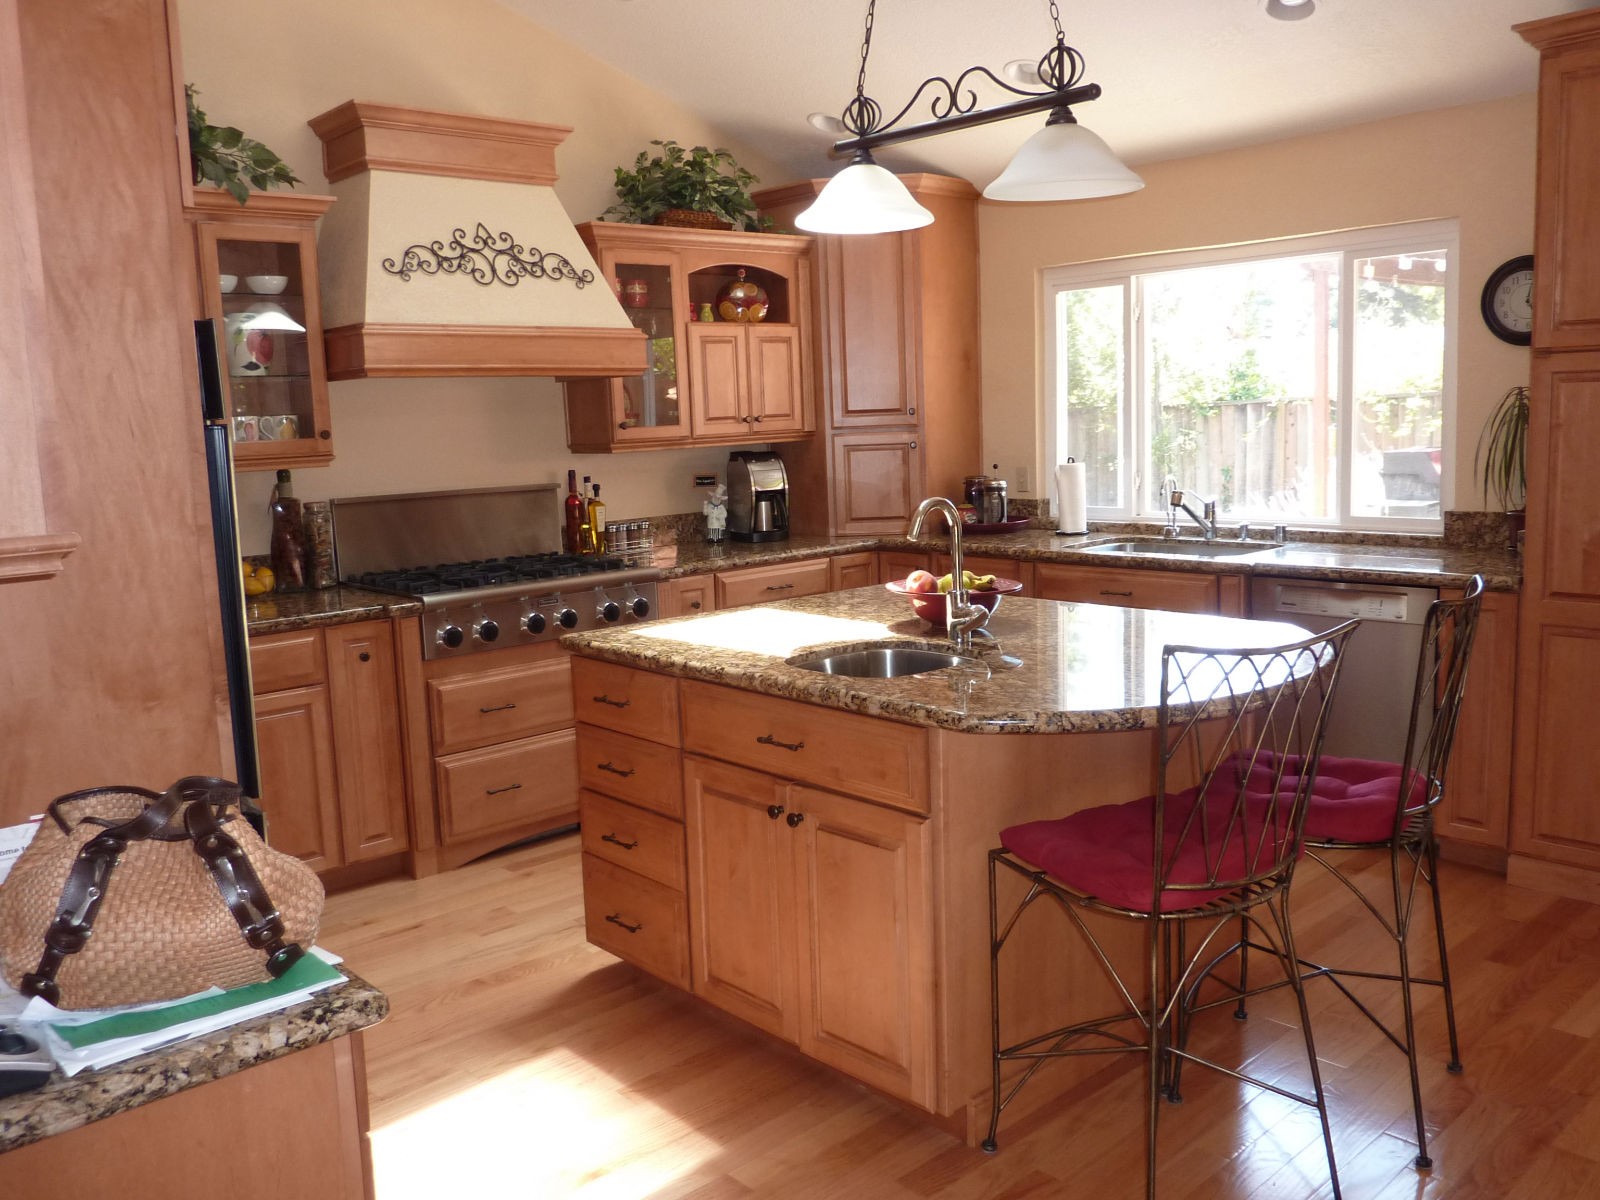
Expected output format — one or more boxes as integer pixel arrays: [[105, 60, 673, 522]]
[[621, 279, 649, 307], [232, 415, 259, 443], [259, 414, 299, 441]]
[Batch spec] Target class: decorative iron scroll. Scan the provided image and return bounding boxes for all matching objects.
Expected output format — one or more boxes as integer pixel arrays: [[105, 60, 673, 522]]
[[381, 222, 595, 289]]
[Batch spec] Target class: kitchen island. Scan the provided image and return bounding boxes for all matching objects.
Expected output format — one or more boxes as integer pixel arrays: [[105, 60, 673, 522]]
[[562, 587, 1312, 1140]]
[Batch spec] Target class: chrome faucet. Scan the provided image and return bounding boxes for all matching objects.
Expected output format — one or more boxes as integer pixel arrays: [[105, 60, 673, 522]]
[[1166, 481, 1220, 541], [906, 497, 986, 652]]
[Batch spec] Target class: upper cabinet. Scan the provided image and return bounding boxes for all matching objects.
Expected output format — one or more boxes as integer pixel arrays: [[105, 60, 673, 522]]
[[563, 222, 815, 453], [1522, 10, 1600, 351], [752, 176, 981, 535], [185, 189, 336, 471]]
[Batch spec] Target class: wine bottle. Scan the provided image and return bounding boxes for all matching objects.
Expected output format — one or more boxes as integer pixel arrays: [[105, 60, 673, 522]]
[[563, 469, 584, 556], [268, 469, 308, 591], [587, 483, 607, 555]]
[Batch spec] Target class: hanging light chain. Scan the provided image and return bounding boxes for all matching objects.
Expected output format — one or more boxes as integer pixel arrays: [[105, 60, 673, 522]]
[[842, 0, 884, 139], [1039, 0, 1085, 92]]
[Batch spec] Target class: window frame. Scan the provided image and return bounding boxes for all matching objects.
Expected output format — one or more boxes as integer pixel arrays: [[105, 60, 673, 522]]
[[1041, 218, 1460, 532]]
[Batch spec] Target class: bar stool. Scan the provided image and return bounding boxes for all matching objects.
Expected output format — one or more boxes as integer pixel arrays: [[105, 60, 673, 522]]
[[1218, 576, 1485, 1170], [981, 623, 1358, 1199]]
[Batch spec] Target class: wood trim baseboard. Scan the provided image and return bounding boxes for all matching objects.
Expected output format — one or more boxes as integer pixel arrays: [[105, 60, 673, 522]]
[[307, 101, 572, 186], [1437, 836, 1508, 875], [0, 531, 81, 581], [1506, 852, 1600, 902], [323, 322, 647, 379]]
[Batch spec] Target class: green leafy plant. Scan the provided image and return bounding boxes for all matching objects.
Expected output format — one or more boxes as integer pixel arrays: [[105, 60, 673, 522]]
[[603, 140, 763, 231], [1475, 384, 1530, 510], [186, 85, 300, 205]]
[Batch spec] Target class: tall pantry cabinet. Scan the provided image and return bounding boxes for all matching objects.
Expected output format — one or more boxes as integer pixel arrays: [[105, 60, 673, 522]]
[[1509, 8, 1600, 896], [753, 176, 982, 534]]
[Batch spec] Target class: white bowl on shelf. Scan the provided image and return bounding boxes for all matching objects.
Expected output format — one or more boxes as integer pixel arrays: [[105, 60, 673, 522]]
[[218, 274, 239, 294], [245, 274, 289, 295]]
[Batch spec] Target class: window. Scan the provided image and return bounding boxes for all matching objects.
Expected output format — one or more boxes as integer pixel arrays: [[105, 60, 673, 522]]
[[1044, 221, 1456, 530]]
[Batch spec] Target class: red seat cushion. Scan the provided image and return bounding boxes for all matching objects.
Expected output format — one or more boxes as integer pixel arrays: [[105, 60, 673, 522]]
[[1000, 784, 1294, 915], [1236, 753, 1427, 844]]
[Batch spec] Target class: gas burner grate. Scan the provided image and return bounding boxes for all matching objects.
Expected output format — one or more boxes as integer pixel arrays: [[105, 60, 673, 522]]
[[349, 554, 634, 596]]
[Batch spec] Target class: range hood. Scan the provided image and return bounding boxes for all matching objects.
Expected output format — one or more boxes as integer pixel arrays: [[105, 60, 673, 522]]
[[307, 101, 644, 380]]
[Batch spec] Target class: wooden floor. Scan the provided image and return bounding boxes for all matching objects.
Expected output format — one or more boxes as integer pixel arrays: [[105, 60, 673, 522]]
[[321, 833, 1600, 1199]]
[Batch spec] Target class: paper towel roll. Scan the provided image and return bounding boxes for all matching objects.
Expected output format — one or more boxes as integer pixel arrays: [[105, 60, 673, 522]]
[[1056, 461, 1088, 534]]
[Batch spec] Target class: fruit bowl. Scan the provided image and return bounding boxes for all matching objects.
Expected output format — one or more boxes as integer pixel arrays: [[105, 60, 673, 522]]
[[886, 577, 1024, 627]]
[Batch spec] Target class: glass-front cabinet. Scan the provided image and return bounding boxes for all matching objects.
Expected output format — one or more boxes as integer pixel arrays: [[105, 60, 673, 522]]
[[563, 222, 813, 452], [186, 190, 336, 471]]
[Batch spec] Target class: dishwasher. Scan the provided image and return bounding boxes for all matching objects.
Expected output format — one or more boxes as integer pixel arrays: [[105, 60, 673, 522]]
[[1249, 577, 1439, 763]]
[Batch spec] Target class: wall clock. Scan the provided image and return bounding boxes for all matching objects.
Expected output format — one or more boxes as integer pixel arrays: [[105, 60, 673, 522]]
[[1480, 255, 1534, 346]]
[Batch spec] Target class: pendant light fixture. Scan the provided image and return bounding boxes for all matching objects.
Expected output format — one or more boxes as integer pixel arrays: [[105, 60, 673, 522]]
[[797, 0, 1141, 235]]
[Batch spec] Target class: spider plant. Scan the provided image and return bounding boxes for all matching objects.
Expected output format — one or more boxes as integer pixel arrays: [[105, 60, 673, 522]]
[[1475, 384, 1529, 511]]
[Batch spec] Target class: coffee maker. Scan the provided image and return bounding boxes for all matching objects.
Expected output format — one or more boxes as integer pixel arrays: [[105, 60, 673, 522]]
[[726, 451, 789, 542]]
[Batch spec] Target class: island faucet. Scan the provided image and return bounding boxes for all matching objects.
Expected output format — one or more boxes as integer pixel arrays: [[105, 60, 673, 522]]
[[906, 497, 986, 652], [1166, 481, 1220, 541]]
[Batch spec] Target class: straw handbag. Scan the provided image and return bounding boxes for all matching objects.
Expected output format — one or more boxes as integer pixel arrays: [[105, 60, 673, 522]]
[[0, 775, 323, 1009]]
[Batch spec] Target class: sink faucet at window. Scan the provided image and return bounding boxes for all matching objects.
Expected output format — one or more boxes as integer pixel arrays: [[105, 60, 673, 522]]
[[906, 497, 987, 652], [1165, 480, 1219, 541]]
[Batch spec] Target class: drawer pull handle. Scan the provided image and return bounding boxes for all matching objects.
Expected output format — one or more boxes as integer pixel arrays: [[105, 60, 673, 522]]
[[598, 761, 636, 778], [1099, 589, 1134, 597], [479, 702, 518, 714], [765, 583, 795, 592], [786, 812, 805, 828], [601, 832, 639, 850], [757, 733, 805, 752], [593, 694, 631, 708], [767, 804, 785, 820], [486, 783, 523, 796], [605, 914, 642, 934]]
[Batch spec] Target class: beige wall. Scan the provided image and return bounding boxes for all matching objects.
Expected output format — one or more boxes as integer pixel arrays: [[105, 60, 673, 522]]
[[177, 0, 792, 549], [977, 93, 1538, 511]]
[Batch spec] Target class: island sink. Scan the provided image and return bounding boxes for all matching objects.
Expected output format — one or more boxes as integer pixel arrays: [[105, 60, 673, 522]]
[[788, 643, 980, 678]]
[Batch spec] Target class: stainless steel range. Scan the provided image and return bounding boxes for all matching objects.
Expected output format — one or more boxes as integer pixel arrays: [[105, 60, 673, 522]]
[[332, 485, 663, 660]]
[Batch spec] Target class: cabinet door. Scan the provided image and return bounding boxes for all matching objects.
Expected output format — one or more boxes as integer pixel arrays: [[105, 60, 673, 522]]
[[788, 784, 934, 1107], [828, 552, 877, 592], [687, 326, 750, 438], [1440, 589, 1516, 852], [1526, 21, 1600, 350], [1033, 563, 1219, 614], [821, 234, 919, 426], [831, 430, 923, 535], [253, 684, 341, 871], [878, 551, 932, 585], [714, 557, 831, 609], [931, 554, 1032, 594], [324, 621, 410, 862], [657, 573, 714, 618], [684, 755, 798, 1040], [747, 326, 804, 434]]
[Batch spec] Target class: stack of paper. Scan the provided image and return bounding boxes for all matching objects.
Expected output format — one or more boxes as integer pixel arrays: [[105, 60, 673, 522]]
[[0, 947, 347, 1077]]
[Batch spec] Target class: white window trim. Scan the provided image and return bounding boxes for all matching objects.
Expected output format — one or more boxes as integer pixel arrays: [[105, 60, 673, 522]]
[[1040, 218, 1459, 533]]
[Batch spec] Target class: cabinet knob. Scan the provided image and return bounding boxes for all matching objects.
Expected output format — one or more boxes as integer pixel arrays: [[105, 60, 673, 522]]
[[907, 407, 916, 416], [909, 441, 918, 449], [318, 429, 331, 440], [689, 600, 702, 610], [358, 651, 370, 662], [767, 804, 785, 820], [786, 811, 805, 828], [752, 414, 763, 423]]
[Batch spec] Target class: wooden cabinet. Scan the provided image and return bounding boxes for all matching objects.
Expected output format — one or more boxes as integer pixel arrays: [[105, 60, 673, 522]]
[[1439, 588, 1517, 861], [879, 550, 932, 585], [563, 221, 814, 452], [1033, 563, 1220, 613], [185, 189, 336, 471], [713, 557, 831, 609], [931, 554, 1035, 595], [1510, 9, 1600, 897], [658, 573, 715, 618], [828, 552, 876, 592], [250, 620, 409, 878], [683, 754, 935, 1106], [755, 176, 981, 534]]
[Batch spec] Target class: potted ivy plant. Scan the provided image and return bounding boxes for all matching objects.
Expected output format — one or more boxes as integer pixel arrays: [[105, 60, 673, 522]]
[[603, 140, 763, 231], [1475, 384, 1530, 550], [186, 85, 300, 205]]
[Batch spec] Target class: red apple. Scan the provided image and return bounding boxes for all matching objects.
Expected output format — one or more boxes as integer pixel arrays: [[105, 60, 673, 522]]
[[904, 569, 938, 593]]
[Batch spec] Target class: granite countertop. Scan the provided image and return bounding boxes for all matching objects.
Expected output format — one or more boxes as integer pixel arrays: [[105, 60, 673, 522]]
[[659, 534, 880, 576], [246, 585, 422, 636], [563, 587, 1317, 735], [0, 971, 387, 1154]]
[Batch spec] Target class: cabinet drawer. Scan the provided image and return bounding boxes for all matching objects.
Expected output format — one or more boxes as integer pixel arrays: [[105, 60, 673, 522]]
[[577, 723, 684, 818], [571, 658, 681, 746], [428, 657, 574, 755], [249, 630, 324, 694], [435, 728, 578, 842], [1033, 563, 1219, 614], [582, 852, 690, 989], [681, 680, 929, 815], [580, 790, 686, 890], [714, 558, 831, 609]]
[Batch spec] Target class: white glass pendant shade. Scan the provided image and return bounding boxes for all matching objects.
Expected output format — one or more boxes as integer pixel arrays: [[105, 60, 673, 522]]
[[795, 157, 934, 235], [983, 119, 1144, 202]]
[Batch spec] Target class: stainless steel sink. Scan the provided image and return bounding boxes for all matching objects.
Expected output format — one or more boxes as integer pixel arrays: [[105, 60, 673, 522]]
[[1083, 539, 1275, 559], [789, 645, 981, 678]]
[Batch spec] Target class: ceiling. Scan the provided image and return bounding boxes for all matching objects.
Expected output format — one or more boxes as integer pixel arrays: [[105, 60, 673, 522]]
[[498, 0, 1588, 190]]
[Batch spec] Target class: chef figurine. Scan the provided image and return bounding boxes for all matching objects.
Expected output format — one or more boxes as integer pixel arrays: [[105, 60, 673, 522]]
[[703, 483, 728, 544]]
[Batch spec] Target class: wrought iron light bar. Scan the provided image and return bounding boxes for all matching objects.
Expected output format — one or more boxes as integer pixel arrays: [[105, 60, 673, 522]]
[[829, 81, 1103, 157]]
